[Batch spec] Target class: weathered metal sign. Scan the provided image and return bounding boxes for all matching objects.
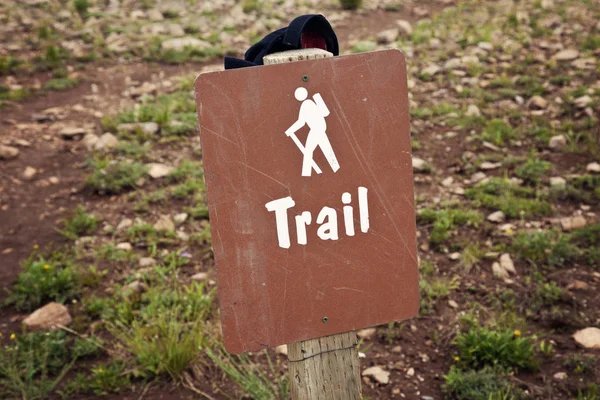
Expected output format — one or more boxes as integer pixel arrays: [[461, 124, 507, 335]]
[[195, 49, 419, 354]]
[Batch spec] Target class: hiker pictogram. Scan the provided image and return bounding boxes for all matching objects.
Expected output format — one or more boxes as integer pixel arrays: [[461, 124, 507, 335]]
[[285, 87, 341, 177]]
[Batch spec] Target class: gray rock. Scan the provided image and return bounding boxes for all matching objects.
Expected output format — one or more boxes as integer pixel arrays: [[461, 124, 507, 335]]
[[465, 104, 481, 117], [487, 211, 505, 223], [147, 163, 174, 179], [528, 95, 548, 110], [550, 177, 566, 188], [118, 122, 159, 135], [500, 253, 516, 275], [139, 257, 157, 267], [94, 133, 119, 151], [116, 218, 133, 231], [492, 262, 508, 279], [377, 28, 398, 45], [573, 327, 600, 349], [23, 166, 37, 180], [586, 162, 600, 173], [23, 302, 72, 330], [154, 215, 175, 232], [560, 215, 586, 231], [548, 135, 567, 150], [362, 366, 390, 385], [0, 144, 20, 160], [554, 49, 579, 61], [82, 133, 100, 151], [412, 157, 430, 172], [116, 242, 132, 251], [174, 213, 188, 225], [59, 127, 88, 140], [147, 9, 164, 21], [191, 272, 209, 281], [396, 20, 413, 36]]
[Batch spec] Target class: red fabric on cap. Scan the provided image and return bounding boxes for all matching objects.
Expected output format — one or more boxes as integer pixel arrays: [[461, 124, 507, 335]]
[[301, 31, 327, 50]]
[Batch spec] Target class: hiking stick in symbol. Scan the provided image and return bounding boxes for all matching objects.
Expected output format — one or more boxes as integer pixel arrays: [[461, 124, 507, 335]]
[[285, 87, 341, 177]]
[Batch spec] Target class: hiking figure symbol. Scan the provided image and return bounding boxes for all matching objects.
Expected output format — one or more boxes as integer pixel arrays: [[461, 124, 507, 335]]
[[285, 87, 341, 177]]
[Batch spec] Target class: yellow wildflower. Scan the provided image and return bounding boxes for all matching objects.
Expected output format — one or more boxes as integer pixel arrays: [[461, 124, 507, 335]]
[[33, 244, 39, 249], [10, 333, 16, 340], [454, 356, 460, 362], [43, 264, 50, 270], [514, 330, 521, 337]]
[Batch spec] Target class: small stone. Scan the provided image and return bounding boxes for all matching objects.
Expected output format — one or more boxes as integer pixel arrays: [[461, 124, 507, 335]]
[[471, 172, 487, 183], [573, 327, 600, 349], [275, 345, 288, 356], [116, 242, 132, 251], [422, 64, 441, 77], [357, 327, 377, 339], [422, 396, 434, 400], [0, 144, 20, 160], [94, 133, 119, 151], [174, 213, 188, 225], [441, 177, 454, 187], [396, 20, 413, 36], [548, 135, 567, 150], [553, 372, 567, 381], [23, 302, 72, 330], [147, 163, 174, 179], [49, 176, 59, 184], [412, 157, 430, 172], [147, 8, 164, 21], [560, 215, 586, 231], [161, 36, 210, 52], [139, 257, 157, 268], [362, 366, 390, 385], [477, 42, 493, 51], [191, 272, 209, 281], [567, 280, 589, 291], [59, 127, 87, 140], [117, 122, 159, 135], [492, 262, 508, 279], [554, 49, 579, 61], [448, 300, 459, 309], [23, 166, 37, 180], [406, 367, 415, 377], [154, 215, 175, 232], [550, 177, 566, 188], [116, 218, 133, 231], [465, 104, 481, 117], [487, 211, 505, 223], [586, 162, 600, 173], [480, 162, 501, 170], [82, 133, 99, 151], [377, 28, 398, 45], [575, 95, 592, 109], [500, 253, 516, 275], [528, 95, 548, 110], [448, 252, 460, 261]]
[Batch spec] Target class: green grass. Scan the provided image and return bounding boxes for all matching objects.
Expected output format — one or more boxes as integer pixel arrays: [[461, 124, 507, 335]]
[[61, 362, 129, 397], [208, 347, 289, 399], [512, 230, 578, 268], [443, 367, 522, 400], [106, 282, 215, 380], [44, 78, 78, 91], [481, 119, 518, 146], [5, 252, 80, 312], [515, 158, 552, 185], [533, 281, 564, 307], [0, 331, 100, 400], [85, 157, 147, 194], [465, 178, 552, 219], [417, 206, 483, 247], [57, 206, 99, 240], [339, 0, 363, 10], [454, 327, 536, 372]]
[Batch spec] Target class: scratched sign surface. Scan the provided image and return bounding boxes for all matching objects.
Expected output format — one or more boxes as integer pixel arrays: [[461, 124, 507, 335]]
[[195, 49, 419, 354]]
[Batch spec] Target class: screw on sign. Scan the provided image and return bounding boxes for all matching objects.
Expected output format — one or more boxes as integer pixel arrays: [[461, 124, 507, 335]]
[[195, 47, 418, 398]]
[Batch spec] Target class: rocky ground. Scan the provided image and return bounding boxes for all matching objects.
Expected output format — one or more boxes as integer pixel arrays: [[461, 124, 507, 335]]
[[1, 0, 599, 399]]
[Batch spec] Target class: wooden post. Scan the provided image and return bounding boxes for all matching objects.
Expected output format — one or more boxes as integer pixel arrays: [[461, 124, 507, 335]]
[[264, 49, 362, 400]]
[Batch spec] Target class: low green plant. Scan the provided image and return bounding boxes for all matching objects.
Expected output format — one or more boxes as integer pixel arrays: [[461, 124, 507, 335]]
[[481, 119, 517, 146], [443, 366, 521, 400], [460, 243, 483, 272], [44, 78, 78, 91], [465, 178, 552, 218], [417, 207, 483, 247], [577, 384, 598, 400], [242, 0, 259, 13], [74, 0, 89, 16], [0, 331, 90, 400], [208, 347, 289, 399], [339, 0, 362, 10], [5, 252, 80, 312], [85, 158, 147, 194], [534, 281, 564, 306], [57, 206, 99, 240], [565, 355, 596, 375], [454, 327, 536, 372], [512, 230, 578, 267], [106, 282, 215, 379], [60, 361, 129, 397], [420, 276, 459, 314], [515, 158, 551, 184]]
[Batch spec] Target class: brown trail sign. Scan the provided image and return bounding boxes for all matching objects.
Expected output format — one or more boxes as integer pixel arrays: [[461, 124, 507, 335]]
[[195, 49, 418, 360]]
